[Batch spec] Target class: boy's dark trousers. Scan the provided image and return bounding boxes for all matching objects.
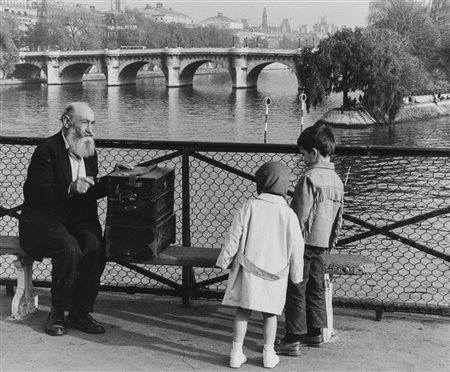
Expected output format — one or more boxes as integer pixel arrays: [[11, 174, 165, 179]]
[[284, 245, 327, 338]]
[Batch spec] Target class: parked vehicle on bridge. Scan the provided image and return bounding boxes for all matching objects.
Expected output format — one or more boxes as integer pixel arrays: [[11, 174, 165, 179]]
[[120, 46, 146, 49]]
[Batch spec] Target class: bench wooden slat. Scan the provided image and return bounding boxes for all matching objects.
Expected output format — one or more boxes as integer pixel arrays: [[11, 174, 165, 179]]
[[114, 246, 376, 275], [0, 236, 375, 275], [323, 253, 375, 275], [114, 246, 220, 267], [0, 236, 25, 255]]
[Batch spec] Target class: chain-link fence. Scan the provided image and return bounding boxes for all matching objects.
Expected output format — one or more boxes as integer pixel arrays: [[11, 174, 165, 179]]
[[1, 137, 449, 315]]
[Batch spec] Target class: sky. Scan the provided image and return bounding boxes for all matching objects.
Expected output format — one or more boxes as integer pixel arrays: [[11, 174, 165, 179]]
[[80, 0, 371, 28]]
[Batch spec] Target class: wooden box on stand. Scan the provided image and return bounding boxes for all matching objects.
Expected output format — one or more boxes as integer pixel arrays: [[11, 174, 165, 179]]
[[105, 165, 176, 262]]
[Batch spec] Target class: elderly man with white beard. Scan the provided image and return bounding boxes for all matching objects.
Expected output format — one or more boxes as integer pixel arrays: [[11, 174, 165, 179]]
[[19, 102, 128, 336]]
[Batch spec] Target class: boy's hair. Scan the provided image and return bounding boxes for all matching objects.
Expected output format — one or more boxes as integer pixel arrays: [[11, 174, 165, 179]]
[[297, 123, 335, 156]]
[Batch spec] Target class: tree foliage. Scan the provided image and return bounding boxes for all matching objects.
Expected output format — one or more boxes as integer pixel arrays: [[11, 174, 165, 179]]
[[106, 9, 235, 49], [0, 15, 19, 77], [317, 27, 370, 108], [63, 10, 103, 50], [368, 0, 440, 67], [297, 47, 329, 112], [24, 19, 69, 50], [362, 27, 428, 123], [301, 26, 430, 123]]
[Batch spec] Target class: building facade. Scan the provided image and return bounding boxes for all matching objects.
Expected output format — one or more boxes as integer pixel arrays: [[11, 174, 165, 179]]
[[430, 0, 450, 25], [199, 12, 243, 30], [0, 0, 40, 29], [143, 2, 193, 25]]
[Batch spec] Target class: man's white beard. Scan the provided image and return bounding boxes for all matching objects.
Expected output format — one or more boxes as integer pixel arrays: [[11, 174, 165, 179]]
[[67, 131, 95, 158]]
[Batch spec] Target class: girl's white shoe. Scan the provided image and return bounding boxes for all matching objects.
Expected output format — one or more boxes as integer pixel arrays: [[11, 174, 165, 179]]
[[230, 351, 247, 368], [263, 350, 280, 369]]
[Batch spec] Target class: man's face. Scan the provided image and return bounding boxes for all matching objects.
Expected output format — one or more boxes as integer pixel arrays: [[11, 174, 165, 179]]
[[65, 104, 96, 158], [69, 105, 95, 139]]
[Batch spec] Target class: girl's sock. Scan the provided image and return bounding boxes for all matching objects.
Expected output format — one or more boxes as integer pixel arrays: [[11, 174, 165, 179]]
[[263, 344, 274, 351], [232, 341, 243, 353]]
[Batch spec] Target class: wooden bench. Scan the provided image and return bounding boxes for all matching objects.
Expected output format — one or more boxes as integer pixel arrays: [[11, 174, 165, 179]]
[[0, 235, 375, 342], [0, 235, 38, 320]]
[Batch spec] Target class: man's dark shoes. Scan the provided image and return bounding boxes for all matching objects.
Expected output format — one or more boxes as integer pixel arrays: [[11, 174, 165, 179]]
[[45, 309, 66, 336], [66, 311, 105, 334], [299, 333, 324, 347], [274, 338, 301, 356]]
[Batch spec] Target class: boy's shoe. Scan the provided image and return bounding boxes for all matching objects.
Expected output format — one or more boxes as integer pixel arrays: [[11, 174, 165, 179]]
[[263, 350, 280, 369], [274, 338, 301, 356], [299, 334, 324, 347], [230, 351, 247, 368]]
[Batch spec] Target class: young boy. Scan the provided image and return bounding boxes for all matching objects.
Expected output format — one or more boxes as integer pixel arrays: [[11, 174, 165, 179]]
[[275, 123, 344, 356]]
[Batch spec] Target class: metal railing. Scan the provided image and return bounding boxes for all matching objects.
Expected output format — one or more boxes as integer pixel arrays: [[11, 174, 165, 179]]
[[1, 137, 449, 315]]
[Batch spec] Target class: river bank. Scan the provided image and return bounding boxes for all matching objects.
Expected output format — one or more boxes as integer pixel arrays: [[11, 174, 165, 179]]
[[317, 97, 450, 127], [395, 100, 450, 123]]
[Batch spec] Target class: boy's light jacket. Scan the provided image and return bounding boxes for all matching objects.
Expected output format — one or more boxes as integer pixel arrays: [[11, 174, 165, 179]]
[[291, 162, 344, 249], [216, 193, 304, 315]]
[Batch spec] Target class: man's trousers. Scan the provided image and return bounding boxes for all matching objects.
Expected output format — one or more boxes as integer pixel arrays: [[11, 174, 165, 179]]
[[20, 221, 105, 313]]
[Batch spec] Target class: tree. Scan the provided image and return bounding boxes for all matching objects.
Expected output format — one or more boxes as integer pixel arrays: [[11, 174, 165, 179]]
[[362, 27, 429, 123], [296, 47, 329, 112], [63, 9, 104, 50], [24, 18, 70, 50], [436, 24, 450, 82], [316, 28, 370, 108], [368, 0, 440, 69], [0, 15, 19, 78]]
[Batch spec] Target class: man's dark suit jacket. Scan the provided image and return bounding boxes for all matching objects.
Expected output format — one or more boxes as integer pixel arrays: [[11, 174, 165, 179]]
[[20, 131, 107, 260]]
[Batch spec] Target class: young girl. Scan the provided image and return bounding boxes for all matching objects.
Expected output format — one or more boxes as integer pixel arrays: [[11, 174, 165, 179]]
[[216, 161, 304, 369]]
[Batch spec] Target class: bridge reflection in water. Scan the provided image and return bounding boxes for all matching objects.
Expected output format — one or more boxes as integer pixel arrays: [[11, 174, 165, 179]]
[[0, 138, 449, 316], [15, 48, 305, 88]]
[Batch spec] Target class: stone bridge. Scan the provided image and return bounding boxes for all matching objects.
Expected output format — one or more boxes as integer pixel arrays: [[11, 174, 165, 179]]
[[15, 48, 305, 89]]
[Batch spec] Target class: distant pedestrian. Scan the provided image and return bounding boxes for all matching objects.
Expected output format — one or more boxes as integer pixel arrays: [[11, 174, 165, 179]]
[[216, 161, 304, 369], [432, 94, 438, 104]]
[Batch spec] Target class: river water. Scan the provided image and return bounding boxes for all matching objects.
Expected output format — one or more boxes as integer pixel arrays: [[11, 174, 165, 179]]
[[1, 69, 449, 148]]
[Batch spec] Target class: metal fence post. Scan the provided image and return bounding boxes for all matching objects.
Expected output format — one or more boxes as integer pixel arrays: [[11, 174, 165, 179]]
[[181, 147, 193, 305]]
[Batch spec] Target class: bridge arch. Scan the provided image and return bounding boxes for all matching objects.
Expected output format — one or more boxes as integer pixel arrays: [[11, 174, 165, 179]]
[[246, 60, 301, 90], [59, 63, 95, 84], [113, 59, 164, 86], [13, 63, 45, 80], [178, 60, 221, 87]]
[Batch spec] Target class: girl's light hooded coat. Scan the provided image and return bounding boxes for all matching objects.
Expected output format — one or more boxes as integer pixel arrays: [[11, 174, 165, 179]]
[[216, 193, 304, 315]]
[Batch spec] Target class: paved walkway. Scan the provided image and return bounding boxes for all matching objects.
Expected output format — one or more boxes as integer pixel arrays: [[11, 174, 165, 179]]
[[1, 288, 448, 372]]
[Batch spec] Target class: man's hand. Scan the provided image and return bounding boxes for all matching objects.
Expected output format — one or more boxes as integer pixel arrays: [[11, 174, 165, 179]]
[[70, 176, 95, 194], [114, 162, 134, 172]]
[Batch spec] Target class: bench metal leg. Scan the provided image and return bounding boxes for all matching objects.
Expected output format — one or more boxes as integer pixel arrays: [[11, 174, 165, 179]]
[[181, 266, 192, 306], [375, 309, 384, 321], [322, 273, 335, 343], [6, 283, 15, 296], [11, 256, 38, 319]]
